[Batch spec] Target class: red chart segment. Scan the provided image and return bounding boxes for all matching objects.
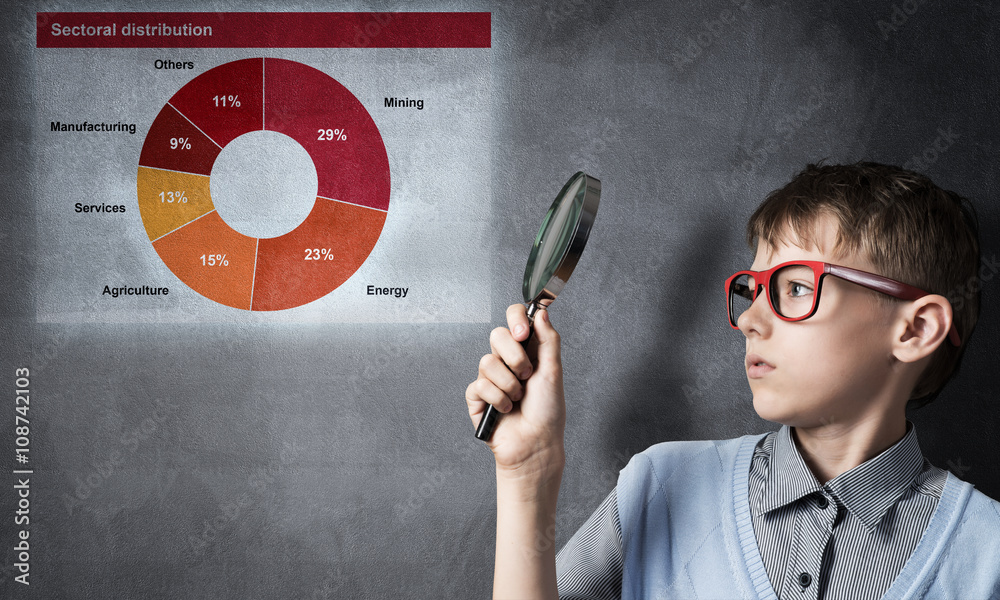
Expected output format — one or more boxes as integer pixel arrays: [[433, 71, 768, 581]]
[[264, 58, 391, 211], [137, 58, 391, 311], [168, 58, 264, 148]]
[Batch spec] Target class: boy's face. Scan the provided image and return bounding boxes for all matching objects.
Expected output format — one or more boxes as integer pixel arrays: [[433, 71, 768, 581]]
[[738, 215, 900, 427]]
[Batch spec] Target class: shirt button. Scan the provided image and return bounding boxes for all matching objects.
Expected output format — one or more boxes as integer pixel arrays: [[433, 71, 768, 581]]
[[799, 572, 812, 588], [817, 495, 829, 509]]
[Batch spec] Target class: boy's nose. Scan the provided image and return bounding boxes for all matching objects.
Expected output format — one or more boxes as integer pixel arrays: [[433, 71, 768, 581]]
[[737, 291, 772, 338]]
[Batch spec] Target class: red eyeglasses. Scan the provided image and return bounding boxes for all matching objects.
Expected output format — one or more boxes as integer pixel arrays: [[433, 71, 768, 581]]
[[725, 261, 961, 346]]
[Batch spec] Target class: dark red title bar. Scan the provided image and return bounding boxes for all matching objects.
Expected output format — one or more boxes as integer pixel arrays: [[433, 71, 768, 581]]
[[37, 12, 490, 48]]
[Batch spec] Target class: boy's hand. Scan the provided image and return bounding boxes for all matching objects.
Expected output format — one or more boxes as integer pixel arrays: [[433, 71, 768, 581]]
[[466, 303, 566, 480]]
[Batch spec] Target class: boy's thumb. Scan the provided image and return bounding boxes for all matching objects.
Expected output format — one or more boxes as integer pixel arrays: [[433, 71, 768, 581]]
[[532, 308, 561, 363]]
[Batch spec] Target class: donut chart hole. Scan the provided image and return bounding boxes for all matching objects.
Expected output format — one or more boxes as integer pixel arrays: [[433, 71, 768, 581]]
[[210, 130, 319, 239]]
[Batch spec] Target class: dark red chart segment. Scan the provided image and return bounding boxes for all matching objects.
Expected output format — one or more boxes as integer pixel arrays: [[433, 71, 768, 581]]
[[138, 104, 221, 175], [137, 58, 391, 311], [168, 58, 264, 148]]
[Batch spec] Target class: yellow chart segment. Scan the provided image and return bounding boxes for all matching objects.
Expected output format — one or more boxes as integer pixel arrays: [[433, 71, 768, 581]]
[[137, 167, 215, 241]]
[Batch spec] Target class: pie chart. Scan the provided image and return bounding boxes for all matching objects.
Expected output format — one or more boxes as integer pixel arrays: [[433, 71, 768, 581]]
[[136, 58, 390, 311]]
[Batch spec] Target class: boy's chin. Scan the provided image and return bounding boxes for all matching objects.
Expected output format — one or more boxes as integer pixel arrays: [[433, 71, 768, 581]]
[[751, 392, 802, 426], [752, 392, 840, 429]]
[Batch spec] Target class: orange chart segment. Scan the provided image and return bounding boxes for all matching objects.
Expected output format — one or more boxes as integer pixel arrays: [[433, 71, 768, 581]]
[[137, 167, 215, 241], [152, 212, 258, 310], [252, 200, 387, 311]]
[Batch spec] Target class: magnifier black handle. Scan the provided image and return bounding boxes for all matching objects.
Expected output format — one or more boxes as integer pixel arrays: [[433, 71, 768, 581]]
[[474, 305, 539, 442]]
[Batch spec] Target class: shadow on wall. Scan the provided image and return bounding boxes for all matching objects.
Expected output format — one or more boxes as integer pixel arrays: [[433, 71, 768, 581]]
[[909, 205, 1000, 502], [603, 214, 737, 459]]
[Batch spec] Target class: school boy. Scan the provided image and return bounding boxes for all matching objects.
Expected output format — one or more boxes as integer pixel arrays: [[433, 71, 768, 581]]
[[465, 162, 1000, 599]]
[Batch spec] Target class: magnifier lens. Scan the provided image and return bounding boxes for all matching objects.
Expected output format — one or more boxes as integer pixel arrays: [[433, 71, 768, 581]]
[[524, 176, 586, 302]]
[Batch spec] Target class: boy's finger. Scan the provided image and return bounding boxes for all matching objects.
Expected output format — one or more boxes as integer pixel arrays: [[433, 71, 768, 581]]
[[466, 377, 514, 415], [489, 326, 532, 380], [478, 354, 525, 402], [506, 303, 531, 342]]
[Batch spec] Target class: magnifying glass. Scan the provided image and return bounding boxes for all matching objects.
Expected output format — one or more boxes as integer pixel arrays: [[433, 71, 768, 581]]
[[475, 171, 601, 442]]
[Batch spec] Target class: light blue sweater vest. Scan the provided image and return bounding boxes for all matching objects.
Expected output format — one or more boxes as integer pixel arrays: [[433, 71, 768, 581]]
[[616, 433, 1000, 599]]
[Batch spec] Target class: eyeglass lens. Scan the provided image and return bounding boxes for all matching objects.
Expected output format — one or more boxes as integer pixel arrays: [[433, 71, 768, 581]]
[[729, 264, 818, 325]]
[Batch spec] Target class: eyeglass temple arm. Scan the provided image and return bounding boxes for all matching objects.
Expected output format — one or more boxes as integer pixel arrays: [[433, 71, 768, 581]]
[[825, 264, 962, 346]]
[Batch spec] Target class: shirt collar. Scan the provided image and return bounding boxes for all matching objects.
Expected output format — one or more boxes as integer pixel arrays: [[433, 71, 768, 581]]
[[754, 424, 824, 516], [755, 421, 926, 532]]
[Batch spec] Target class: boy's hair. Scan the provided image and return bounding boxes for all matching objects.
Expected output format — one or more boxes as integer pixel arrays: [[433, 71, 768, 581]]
[[746, 161, 981, 409]]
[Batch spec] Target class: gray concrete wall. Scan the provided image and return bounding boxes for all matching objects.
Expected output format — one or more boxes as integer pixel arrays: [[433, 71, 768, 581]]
[[1, 1, 997, 598]]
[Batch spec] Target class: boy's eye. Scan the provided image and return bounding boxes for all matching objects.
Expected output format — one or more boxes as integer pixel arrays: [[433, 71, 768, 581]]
[[786, 281, 813, 298]]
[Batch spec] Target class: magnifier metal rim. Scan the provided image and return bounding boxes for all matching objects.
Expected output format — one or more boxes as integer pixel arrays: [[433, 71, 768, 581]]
[[522, 172, 601, 306]]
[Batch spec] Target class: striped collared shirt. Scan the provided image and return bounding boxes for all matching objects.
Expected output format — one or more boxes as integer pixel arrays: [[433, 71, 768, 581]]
[[556, 421, 948, 600]]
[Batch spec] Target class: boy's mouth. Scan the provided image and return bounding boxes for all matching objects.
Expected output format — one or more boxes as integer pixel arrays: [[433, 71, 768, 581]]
[[745, 354, 774, 378]]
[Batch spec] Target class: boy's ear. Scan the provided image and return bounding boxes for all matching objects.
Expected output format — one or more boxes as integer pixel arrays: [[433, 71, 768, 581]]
[[892, 295, 953, 363]]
